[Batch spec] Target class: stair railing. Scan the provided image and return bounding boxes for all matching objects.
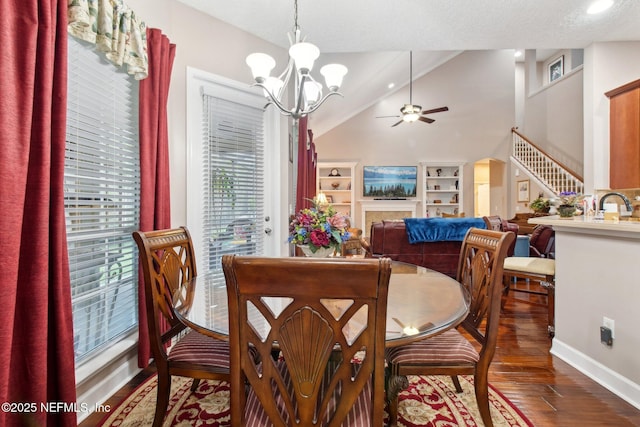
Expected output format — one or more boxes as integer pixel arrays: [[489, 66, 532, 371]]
[[511, 128, 584, 196]]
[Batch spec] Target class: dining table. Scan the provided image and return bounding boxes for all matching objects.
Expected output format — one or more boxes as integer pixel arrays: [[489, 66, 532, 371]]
[[172, 260, 470, 348]]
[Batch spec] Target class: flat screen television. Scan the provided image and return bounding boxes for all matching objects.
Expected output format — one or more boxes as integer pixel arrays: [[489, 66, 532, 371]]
[[362, 166, 417, 199]]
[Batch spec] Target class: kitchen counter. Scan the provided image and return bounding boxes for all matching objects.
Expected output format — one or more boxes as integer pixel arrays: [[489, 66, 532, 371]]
[[529, 214, 640, 410], [530, 215, 640, 239]]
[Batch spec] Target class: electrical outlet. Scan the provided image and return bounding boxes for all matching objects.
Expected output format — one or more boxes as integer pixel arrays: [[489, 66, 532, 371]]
[[603, 317, 615, 339], [601, 327, 613, 347]]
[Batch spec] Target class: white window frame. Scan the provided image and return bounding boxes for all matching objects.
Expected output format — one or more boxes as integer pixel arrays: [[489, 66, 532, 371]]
[[65, 35, 140, 367], [186, 67, 283, 266]]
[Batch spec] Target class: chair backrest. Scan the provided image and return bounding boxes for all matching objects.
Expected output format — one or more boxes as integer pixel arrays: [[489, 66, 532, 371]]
[[482, 215, 503, 231], [529, 224, 555, 258], [455, 228, 514, 367], [223, 255, 392, 427], [340, 237, 366, 256], [482, 216, 518, 256], [132, 227, 196, 361]]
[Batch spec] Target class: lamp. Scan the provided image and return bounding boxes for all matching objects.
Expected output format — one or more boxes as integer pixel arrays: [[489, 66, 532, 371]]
[[245, 0, 347, 119], [314, 192, 329, 210]]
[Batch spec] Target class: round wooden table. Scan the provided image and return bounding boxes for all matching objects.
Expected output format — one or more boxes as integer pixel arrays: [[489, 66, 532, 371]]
[[173, 260, 469, 347]]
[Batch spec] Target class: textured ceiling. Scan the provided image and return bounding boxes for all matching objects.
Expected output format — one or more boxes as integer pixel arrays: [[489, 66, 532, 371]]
[[175, 0, 640, 135]]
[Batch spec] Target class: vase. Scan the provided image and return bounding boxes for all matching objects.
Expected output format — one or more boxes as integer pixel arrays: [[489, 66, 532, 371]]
[[557, 205, 576, 218], [297, 245, 335, 257], [533, 206, 551, 214]]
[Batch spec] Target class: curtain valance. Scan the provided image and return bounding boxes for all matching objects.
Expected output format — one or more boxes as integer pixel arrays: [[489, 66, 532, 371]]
[[67, 0, 148, 79]]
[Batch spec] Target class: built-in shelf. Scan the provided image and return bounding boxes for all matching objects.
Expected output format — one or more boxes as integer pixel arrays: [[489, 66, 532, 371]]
[[421, 162, 465, 217], [317, 162, 357, 221]]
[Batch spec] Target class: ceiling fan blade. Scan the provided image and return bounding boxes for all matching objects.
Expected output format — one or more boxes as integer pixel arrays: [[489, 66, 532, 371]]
[[419, 116, 435, 124], [391, 120, 404, 127], [376, 115, 401, 119], [421, 106, 449, 115]]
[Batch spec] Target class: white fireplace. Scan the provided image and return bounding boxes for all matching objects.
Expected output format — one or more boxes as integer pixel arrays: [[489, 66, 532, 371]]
[[360, 201, 419, 236]]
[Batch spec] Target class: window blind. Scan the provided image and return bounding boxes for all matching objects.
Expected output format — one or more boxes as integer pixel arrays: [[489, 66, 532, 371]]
[[65, 36, 140, 363], [201, 93, 265, 277]]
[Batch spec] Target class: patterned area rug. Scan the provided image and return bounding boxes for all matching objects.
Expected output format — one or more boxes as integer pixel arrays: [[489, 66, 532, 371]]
[[98, 374, 533, 426]]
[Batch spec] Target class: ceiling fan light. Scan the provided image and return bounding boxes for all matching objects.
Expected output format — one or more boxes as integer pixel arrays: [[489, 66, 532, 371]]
[[320, 63, 348, 91], [246, 53, 276, 83], [401, 104, 421, 115], [289, 42, 320, 74], [403, 113, 420, 123]]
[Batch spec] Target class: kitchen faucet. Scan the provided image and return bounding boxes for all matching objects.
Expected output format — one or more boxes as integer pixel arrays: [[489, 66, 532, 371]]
[[598, 192, 632, 212]]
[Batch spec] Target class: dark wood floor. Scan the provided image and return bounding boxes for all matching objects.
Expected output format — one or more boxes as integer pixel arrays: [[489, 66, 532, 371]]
[[80, 283, 640, 426]]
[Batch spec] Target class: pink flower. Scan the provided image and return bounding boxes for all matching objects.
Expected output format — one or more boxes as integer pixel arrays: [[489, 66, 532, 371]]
[[299, 212, 314, 226], [327, 214, 348, 229]]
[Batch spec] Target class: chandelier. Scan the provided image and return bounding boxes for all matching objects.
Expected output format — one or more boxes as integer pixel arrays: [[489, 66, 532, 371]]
[[245, 0, 347, 119]]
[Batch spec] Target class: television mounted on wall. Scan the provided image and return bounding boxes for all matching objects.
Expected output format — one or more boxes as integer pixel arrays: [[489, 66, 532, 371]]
[[362, 166, 417, 199]]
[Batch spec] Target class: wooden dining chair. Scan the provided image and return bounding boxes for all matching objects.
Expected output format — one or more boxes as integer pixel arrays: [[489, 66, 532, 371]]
[[482, 215, 518, 256], [340, 227, 369, 257], [385, 228, 514, 427], [133, 227, 231, 427], [222, 255, 392, 426]]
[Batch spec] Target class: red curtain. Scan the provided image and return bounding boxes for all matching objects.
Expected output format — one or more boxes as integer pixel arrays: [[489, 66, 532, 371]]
[[308, 128, 318, 205], [295, 117, 318, 212], [0, 1, 77, 426], [137, 28, 176, 367]]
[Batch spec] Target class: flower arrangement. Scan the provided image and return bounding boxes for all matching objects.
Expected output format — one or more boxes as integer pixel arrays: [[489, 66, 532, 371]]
[[288, 203, 351, 254], [558, 191, 581, 206]]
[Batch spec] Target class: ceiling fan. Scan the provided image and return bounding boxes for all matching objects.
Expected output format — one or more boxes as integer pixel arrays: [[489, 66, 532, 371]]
[[377, 51, 449, 127]]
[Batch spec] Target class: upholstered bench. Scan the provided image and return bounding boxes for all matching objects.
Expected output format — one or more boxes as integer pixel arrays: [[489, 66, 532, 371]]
[[503, 257, 556, 337]]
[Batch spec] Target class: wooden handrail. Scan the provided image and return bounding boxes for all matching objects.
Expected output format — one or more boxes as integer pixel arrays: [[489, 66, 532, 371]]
[[511, 128, 583, 182]]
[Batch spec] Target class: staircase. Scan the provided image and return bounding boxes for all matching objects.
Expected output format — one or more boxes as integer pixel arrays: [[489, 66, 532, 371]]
[[511, 128, 584, 197]]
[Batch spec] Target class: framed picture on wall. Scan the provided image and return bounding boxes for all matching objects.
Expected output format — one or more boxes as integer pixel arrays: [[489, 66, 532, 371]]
[[549, 55, 564, 82], [517, 180, 530, 202]]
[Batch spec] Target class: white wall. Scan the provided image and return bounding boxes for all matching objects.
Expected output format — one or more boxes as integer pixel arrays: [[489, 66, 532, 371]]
[[508, 49, 585, 217], [314, 50, 516, 225], [522, 67, 584, 177], [583, 41, 640, 192], [127, 0, 291, 229], [552, 227, 640, 409]]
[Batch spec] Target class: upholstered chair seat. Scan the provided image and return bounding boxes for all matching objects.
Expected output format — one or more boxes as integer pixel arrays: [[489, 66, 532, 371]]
[[167, 331, 231, 368], [386, 329, 479, 365]]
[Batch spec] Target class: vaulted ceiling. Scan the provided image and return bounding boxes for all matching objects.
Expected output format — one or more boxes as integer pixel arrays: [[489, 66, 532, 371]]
[[176, 0, 640, 135]]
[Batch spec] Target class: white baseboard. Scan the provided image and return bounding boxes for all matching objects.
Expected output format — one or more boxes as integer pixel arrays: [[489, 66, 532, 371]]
[[551, 339, 640, 410], [75, 334, 142, 423]]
